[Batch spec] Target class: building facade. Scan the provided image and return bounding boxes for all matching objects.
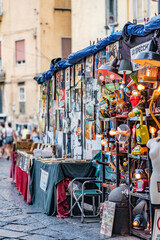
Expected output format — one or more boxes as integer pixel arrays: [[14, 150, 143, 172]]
[[72, 0, 158, 52], [0, 0, 71, 125]]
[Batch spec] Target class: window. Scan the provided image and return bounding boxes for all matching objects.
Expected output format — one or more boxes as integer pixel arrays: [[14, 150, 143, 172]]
[[19, 85, 26, 114], [133, 0, 150, 21], [61, 37, 71, 59], [106, 0, 117, 25], [15, 40, 25, 64]]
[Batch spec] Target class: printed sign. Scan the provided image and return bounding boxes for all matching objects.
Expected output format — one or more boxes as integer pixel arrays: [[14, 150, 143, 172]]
[[100, 201, 116, 237], [40, 169, 49, 191], [130, 41, 150, 71], [153, 209, 160, 240]]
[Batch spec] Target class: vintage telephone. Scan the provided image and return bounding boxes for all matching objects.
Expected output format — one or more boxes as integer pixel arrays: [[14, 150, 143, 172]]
[[128, 109, 149, 155]]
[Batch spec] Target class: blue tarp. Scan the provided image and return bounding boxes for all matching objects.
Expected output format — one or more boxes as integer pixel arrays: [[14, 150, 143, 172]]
[[38, 15, 160, 84]]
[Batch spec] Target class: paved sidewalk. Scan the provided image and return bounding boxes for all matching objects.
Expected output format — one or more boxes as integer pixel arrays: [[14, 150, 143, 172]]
[[0, 159, 139, 240]]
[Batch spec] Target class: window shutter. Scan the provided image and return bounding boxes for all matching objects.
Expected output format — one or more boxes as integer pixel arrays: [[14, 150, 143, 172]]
[[16, 40, 25, 62], [61, 38, 71, 59]]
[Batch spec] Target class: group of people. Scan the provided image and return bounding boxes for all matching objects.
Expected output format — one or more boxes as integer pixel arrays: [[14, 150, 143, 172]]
[[0, 123, 40, 160]]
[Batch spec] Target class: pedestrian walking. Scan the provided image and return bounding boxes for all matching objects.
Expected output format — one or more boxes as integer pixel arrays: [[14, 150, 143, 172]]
[[1, 123, 6, 158], [30, 126, 40, 143], [0, 123, 4, 158], [5, 122, 16, 160], [21, 124, 30, 140]]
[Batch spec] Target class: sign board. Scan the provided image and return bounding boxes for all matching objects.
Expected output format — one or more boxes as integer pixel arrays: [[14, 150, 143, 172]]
[[153, 209, 160, 240], [130, 41, 150, 71], [100, 201, 116, 237], [40, 169, 49, 191]]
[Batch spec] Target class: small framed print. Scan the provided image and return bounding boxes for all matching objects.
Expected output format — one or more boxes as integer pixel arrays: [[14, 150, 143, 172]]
[[70, 65, 75, 87], [157, 182, 160, 192], [65, 67, 70, 90]]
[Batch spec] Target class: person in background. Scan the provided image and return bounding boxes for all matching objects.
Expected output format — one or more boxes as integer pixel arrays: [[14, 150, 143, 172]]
[[31, 126, 40, 143], [1, 123, 6, 158], [21, 125, 30, 140], [0, 123, 3, 158], [5, 122, 17, 160]]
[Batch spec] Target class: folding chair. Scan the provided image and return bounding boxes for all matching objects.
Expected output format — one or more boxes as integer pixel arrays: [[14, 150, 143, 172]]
[[69, 177, 102, 223]]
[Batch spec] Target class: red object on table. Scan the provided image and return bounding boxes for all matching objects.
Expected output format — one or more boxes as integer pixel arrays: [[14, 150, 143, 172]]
[[10, 152, 17, 183]]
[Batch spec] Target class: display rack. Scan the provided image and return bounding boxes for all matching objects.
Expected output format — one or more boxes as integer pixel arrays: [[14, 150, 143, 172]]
[[100, 115, 128, 201], [127, 116, 154, 240]]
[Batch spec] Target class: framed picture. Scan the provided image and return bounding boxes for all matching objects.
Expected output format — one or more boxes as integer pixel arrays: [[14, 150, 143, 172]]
[[106, 42, 119, 64], [59, 70, 65, 89], [65, 67, 70, 90], [71, 88, 75, 112], [85, 102, 94, 120], [52, 75, 56, 100], [85, 55, 94, 79], [94, 105, 101, 134], [58, 89, 65, 109], [85, 79, 93, 102], [56, 71, 60, 89], [75, 88, 81, 112], [59, 110, 65, 131], [91, 121, 96, 140], [65, 90, 70, 112], [75, 63, 82, 89], [85, 121, 92, 140], [70, 65, 75, 87]]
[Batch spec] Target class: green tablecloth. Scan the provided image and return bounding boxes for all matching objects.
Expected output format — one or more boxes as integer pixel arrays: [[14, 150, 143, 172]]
[[30, 159, 95, 215]]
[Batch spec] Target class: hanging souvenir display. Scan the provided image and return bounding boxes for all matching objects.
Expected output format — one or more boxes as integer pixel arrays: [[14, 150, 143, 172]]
[[70, 65, 75, 87], [85, 55, 94, 79], [65, 67, 70, 90], [71, 88, 75, 111], [85, 102, 94, 120], [59, 70, 65, 89], [75, 89, 81, 112], [85, 121, 92, 140], [58, 89, 65, 109], [65, 90, 70, 112], [75, 63, 82, 89]]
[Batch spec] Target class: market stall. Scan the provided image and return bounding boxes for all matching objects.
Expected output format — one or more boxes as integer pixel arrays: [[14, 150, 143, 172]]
[[10, 15, 160, 239], [30, 159, 95, 216]]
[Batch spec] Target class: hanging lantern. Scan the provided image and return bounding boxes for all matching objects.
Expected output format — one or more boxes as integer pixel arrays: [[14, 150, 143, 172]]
[[97, 134, 103, 139], [132, 38, 160, 67], [149, 126, 156, 138], [138, 67, 158, 83], [101, 139, 108, 146]]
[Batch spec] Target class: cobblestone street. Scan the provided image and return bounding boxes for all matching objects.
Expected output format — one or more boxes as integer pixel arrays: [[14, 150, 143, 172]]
[[0, 159, 139, 240]]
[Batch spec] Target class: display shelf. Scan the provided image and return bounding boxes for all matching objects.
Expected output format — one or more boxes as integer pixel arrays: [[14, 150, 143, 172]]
[[129, 191, 150, 200], [127, 117, 153, 240], [130, 228, 151, 240], [128, 154, 148, 160]]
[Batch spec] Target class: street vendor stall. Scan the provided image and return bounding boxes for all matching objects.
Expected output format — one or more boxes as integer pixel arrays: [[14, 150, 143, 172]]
[[30, 159, 95, 216], [10, 15, 160, 239]]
